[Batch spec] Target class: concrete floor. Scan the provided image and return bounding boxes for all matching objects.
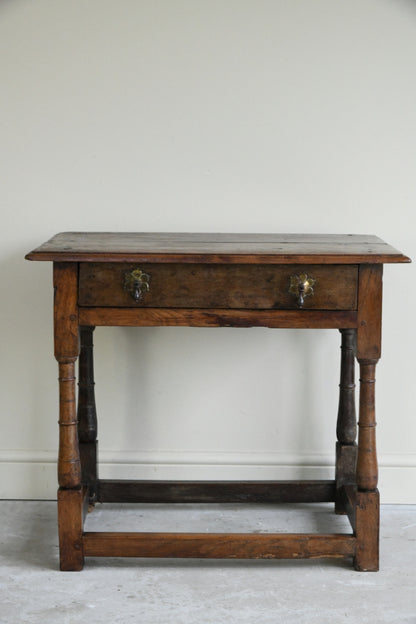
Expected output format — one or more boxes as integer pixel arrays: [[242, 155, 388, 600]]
[[1, 501, 415, 624]]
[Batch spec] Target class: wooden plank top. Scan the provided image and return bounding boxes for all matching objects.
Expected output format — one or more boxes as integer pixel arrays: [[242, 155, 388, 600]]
[[25, 232, 410, 264]]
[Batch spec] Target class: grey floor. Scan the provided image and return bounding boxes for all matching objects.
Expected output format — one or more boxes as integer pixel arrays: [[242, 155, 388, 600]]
[[1, 501, 415, 624]]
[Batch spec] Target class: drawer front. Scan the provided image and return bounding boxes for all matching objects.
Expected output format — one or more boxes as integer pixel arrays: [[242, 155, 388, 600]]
[[79, 264, 358, 310]]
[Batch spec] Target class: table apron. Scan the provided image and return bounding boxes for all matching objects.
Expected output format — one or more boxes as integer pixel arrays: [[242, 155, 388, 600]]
[[78, 307, 358, 329]]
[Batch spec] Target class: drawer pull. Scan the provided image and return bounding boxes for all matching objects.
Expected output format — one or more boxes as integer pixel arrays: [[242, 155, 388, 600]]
[[124, 269, 150, 302], [289, 273, 315, 308]]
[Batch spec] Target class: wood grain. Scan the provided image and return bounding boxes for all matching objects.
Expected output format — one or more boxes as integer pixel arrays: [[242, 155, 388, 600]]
[[79, 263, 358, 310], [26, 232, 411, 264], [354, 490, 380, 571], [97, 479, 336, 504], [58, 487, 87, 571], [356, 264, 383, 360], [335, 329, 358, 514], [335, 442, 357, 515], [356, 360, 378, 492], [77, 327, 98, 503], [25, 232, 409, 571], [336, 329, 357, 445], [336, 484, 356, 531], [83, 531, 356, 560], [57, 360, 81, 489], [78, 307, 358, 329], [53, 262, 79, 360]]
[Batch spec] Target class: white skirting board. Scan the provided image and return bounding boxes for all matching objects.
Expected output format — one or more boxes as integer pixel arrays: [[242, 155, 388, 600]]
[[0, 450, 415, 504]]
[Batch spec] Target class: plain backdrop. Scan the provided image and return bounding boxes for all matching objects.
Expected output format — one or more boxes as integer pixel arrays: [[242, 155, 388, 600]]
[[0, 0, 414, 502]]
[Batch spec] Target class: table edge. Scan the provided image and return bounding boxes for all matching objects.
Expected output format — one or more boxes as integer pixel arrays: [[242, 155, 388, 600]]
[[25, 251, 411, 264]]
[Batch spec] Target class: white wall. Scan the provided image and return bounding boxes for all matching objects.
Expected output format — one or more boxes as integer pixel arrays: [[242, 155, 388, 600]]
[[1, 0, 415, 502]]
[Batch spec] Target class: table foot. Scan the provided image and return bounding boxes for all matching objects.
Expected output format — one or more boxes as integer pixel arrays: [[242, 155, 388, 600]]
[[354, 489, 380, 571], [57, 487, 87, 571]]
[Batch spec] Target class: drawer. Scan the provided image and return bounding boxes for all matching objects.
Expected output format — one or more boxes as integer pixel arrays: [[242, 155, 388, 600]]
[[78, 263, 358, 310]]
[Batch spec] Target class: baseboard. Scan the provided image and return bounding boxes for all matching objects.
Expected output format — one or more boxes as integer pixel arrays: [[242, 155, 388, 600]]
[[1, 449, 415, 503]]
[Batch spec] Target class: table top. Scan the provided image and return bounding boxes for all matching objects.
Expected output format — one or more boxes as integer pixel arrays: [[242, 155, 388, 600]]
[[26, 232, 410, 264]]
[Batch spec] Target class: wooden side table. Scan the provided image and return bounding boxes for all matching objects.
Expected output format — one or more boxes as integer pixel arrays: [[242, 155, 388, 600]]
[[26, 233, 410, 571]]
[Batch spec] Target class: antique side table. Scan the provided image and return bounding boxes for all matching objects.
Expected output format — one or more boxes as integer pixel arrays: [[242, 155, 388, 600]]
[[26, 233, 410, 571]]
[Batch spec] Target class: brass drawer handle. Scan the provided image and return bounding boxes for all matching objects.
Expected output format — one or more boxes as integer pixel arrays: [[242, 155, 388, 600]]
[[124, 269, 150, 302], [289, 273, 315, 308]]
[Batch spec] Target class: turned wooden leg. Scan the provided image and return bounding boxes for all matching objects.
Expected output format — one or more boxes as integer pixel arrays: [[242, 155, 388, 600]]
[[353, 264, 382, 572], [78, 326, 98, 506], [354, 359, 379, 571], [335, 329, 357, 514], [356, 360, 378, 493], [355, 358, 380, 572], [54, 262, 84, 571], [58, 359, 82, 489], [57, 357, 84, 571]]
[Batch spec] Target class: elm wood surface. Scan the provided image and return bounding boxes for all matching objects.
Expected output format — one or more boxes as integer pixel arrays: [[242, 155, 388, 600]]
[[54, 263, 81, 491], [77, 327, 98, 504], [57, 487, 88, 572], [25, 233, 410, 571], [336, 329, 357, 446], [335, 329, 357, 514], [26, 232, 411, 264], [356, 361, 378, 492], [337, 485, 357, 532], [78, 308, 359, 328], [78, 263, 358, 310], [355, 490, 380, 571], [97, 479, 336, 504], [83, 532, 356, 560]]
